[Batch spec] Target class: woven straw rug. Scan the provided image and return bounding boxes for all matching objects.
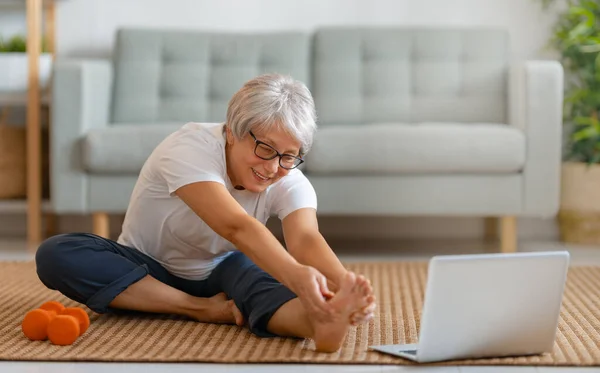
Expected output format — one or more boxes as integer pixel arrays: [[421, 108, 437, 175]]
[[1, 260, 599, 366]]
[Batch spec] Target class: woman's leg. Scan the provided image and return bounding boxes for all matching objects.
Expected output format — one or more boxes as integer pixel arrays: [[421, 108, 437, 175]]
[[108, 273, 243, 325], [35, 233, 242, 325], [207, 251, 370, 352], [267, 272, 370, 352]]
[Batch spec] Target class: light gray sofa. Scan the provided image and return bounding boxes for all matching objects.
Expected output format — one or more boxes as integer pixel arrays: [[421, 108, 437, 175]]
[[51, 27, 564, 252]]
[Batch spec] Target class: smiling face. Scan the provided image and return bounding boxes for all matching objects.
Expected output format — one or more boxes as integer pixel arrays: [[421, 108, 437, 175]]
[[225, 124, 302, 193]]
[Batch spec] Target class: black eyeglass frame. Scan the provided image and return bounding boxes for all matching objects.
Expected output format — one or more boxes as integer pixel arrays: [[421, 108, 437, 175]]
[[249, 131, 304, 170]]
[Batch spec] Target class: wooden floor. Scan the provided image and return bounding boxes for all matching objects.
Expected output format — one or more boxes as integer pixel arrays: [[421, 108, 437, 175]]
[[1, 237, 600, 372]]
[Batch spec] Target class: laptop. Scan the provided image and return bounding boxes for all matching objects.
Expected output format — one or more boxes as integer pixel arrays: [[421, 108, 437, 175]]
[[370, 250, 570, 363]]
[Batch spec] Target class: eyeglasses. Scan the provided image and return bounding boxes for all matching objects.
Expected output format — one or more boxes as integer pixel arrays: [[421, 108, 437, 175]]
[[249, 131, 304, 170]]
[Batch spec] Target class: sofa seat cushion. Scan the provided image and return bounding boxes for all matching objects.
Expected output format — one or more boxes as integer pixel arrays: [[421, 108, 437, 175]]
[[82, 123, 184, 173], [304, 123, 526, 175]]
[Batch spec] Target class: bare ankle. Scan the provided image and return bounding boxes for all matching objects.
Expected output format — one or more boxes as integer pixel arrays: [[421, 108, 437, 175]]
[[266, 298, 314, 338], [184, 293, 241, 325], [179, 295, 212, 319]]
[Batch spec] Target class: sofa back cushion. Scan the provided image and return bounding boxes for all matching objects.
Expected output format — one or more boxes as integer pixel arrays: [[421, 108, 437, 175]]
[[312, 27, 509, 126], [110, 28, 311, 124]]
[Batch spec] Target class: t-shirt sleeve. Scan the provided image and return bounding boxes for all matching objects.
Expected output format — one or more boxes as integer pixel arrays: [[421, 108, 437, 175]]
[[157, 127, 226, 195], [269, 169, 318, 220]]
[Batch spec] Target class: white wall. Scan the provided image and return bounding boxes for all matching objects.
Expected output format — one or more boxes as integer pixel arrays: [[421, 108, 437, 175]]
[[51, 0, 558, 60], [0, 8, 26, 38], [0, 0, 562, 240]]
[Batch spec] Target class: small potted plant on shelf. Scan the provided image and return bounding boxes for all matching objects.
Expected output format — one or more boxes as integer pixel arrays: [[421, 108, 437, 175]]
[[540, 0, 600, 245], [0, 34, 52, 92]]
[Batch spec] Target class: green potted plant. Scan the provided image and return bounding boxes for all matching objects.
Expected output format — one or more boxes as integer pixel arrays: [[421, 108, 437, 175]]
[[0, 34, 52, 92], [540, 0, 600, 244]]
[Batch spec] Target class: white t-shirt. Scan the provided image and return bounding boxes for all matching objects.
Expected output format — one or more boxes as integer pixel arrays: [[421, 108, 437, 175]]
[[117, 122, 318, 280]]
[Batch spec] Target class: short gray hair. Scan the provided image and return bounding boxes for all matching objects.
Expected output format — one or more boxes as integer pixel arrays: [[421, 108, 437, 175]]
[[225, 73, 317, 156]]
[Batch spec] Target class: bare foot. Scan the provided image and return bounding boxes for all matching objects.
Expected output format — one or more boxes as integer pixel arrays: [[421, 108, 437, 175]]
[[351, 275, 376, 326], [189, 293, 245, 326], [312, 272, 369, 352]]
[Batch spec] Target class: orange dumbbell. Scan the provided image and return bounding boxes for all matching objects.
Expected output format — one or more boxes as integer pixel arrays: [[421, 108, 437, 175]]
[[21, 308, 54, 341], [61, 307, 90, 334], [39, 300, 65, 317], [21, 301, 91, 345]]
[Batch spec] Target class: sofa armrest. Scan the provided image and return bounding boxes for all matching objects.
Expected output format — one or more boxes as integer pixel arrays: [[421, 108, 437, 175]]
[[51, 59, 112, 213], [509, 60, 564, 217]]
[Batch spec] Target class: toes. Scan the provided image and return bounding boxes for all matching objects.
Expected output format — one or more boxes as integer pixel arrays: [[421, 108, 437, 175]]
[[354, 274, 366, 288], [362, 303, 377, 315], [346, 272, 362, 295], [365, 281, 373, 296], [236, 314, 245, 326], [229, 300, 245, 326], [359, 293, 375, 308], [357, 274, 366, 285], [356, 276, 373, 297], [355, 299, 376, 316], [356, 274, 366, 286], [350, 312, 375, 326], [340, 271, 357, 296]]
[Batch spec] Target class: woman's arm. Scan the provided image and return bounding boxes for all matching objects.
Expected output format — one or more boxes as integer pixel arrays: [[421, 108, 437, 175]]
[[175, 181, 335, 320], [281, 208, 348, 292], [282, 208, 377, 325]]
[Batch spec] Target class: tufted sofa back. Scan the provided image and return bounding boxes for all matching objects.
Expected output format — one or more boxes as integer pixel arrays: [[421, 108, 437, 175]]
[[311, 27, 509, 126], [110, 28, 311, 124], [108, 27, 509, 126]]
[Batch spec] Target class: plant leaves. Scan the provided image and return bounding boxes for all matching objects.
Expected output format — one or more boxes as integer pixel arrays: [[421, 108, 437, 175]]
[[581, 44, 600, 53], [573, 115, 598, 127], [569, 23, 591, 40], [572, 126, 598, 142], [568, 6, 595, 24], [566, 89, 590, 103], [0, 34, 48, 53], [581, 0, 599, 11], [533, 1, 600, 163]]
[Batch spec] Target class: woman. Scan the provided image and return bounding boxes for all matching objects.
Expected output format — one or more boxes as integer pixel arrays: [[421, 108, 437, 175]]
[[36, 73, 376, 352]]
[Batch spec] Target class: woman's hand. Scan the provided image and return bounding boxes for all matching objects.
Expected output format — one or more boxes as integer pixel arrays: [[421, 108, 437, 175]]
[[285, 265, 335, 322]]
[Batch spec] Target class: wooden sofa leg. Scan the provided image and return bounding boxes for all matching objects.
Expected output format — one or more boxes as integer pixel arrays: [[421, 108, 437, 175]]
[[44, 213, 57, 239], [500, 216, 517, 253], [93, 212, 110, 238], [484, 217, 498, 240]]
